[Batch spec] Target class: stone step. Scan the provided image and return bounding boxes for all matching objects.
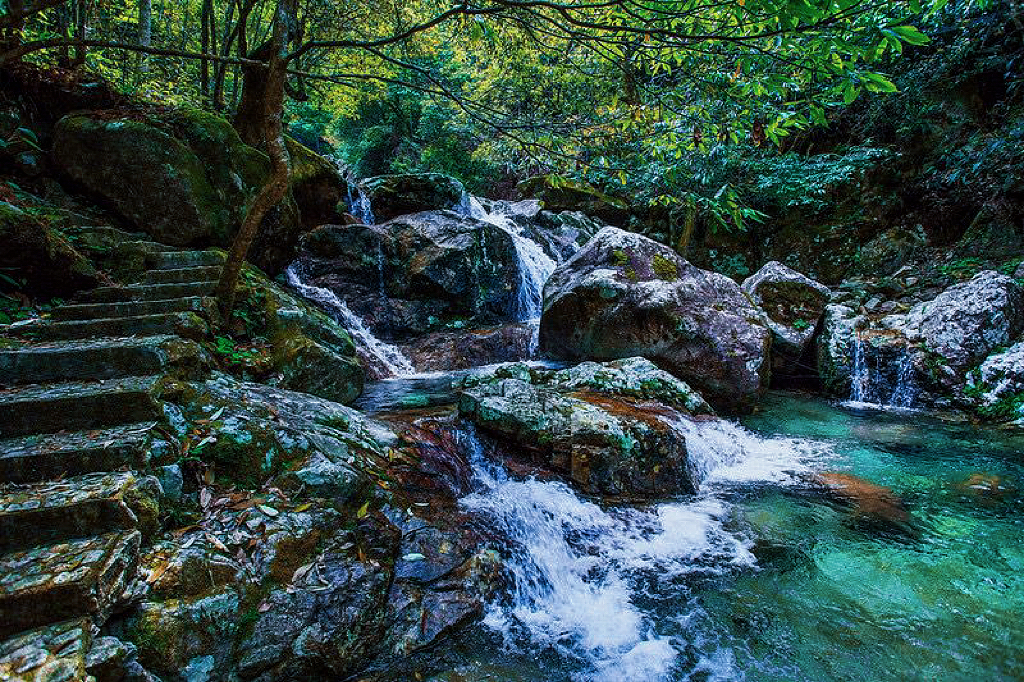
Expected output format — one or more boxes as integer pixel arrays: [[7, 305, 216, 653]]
[[0, 422, 159, 484], [0, 471, 161, 552], [27, 311, 209, 342], [79, 281, 218, 303], [0, 618, 93, 681], [0, 336, 207, 386], [0, 531, 141, 638], [0, 375, 165, 438], [142, 265, 222, 284], [51, 296, 213, 321], [148, 250, 225, 270]]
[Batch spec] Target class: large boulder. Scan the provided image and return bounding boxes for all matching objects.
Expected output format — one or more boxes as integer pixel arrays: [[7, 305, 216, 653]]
[[361, 173, 465, 223], [0, 201, 101, 298], [966, 341, 1024, 421], [903, 270, 1024, 388], [539, 227, 772, 411], [816, 304, 862, 395], [458, 358, 713, 497], [295, 211, 520, 337], [742, 261, 831, 381], [51, 109, 332, 273]]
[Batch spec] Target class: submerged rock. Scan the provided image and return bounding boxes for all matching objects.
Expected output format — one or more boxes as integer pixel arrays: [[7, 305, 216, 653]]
[[458, 358, 714, 497], [540, 227, 772, 411], [742, 261, 831, 381]]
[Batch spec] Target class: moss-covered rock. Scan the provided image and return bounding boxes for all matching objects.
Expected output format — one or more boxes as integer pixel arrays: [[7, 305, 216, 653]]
[[517, 176, 629, 225], [361, 173, 465, 223], [0, 201, 101, 297]]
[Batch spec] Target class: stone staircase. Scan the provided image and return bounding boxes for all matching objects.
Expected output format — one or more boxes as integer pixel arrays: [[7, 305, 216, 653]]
[[0, 240, 223, 680]]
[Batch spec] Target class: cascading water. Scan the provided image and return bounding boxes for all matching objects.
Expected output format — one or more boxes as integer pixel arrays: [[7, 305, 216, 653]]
[[458, 417, 829, 681], [458, 195, 560, 353], [285, 263, 415, 377], [848, 335, 919, 409], [346, 182, 376, 225]]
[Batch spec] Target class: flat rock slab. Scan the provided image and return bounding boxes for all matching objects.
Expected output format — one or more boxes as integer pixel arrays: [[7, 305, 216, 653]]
[[51, 296, 213, 321], [142, 265, 222, 284], [29, 312, 209, 342], [0, 375, 164, 438], [0, 335, 208, 385], [0, 471, 160, 552], [0, 421, 158, 484], [0, 618, 92, 682], [147, 250, 225, 269], [80, 281, 217, 303], [0, 531, 141, 637]]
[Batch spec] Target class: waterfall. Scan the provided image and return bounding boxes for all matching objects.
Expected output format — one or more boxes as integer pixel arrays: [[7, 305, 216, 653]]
[[457, 195, 559, 352], [458, 418, 828, 681], [848, 335, 918, 409], [346, 182, 376, 225], [285, 263, 415, 378]]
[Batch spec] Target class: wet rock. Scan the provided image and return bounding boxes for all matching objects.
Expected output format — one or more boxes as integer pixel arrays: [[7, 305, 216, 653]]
[[459, 359, 709, 497], [0, 201, 101, 298], [168, 374, 392, 493], [816, 304, 863, 395], [0, 618, 92, 681], [966, 341, 1024, 421], [742, 261, 831, 380], [400, 323, 535, 371], [361, 173, 465, 223], [296, 211, 520, 336], [540, 227, 772, 411], [902, 271, 1024, 388], [85, 635, 138, 681], [815, 472, 911, 526]]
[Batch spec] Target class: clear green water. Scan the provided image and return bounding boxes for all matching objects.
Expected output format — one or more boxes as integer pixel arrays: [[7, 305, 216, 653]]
[[434, 393, 1024, 682]]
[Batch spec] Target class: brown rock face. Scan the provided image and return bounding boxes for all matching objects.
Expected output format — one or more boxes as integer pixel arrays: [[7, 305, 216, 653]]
[[540, 227, 772, 411]]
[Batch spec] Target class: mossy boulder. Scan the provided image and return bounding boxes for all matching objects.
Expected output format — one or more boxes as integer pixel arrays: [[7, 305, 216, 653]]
[[50, 109, 334, 273], [540, 227, 772, 412], [0, 201, 101, 297], [361, 173, 465, 223], [742, 261, 831, 381]]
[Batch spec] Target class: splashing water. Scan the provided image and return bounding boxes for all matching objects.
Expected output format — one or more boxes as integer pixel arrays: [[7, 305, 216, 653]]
[[346, 182, 376, 225], [458, 417, 829, 681], [285, 263, 414, 377], [459, 195, 558, 324]]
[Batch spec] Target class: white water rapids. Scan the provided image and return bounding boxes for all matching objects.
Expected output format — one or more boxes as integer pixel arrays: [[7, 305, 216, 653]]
[[459, 419, 832, 681]]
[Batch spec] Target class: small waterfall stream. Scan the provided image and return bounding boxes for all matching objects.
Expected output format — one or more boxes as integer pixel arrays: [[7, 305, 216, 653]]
[[285, 263, 415, 377], [848, 335, 919, 409], [458, 418, 828, 681]]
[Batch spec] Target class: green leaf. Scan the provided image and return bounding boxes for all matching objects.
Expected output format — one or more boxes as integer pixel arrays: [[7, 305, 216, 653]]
[[887, 25, 930, 46], [357, 501, 370, 518], [862, 73, 898, 93]]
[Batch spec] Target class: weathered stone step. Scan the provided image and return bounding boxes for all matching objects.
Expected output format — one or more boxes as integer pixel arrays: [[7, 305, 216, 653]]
[[51, 296, 213, 321], [0, 618, 92, 681], [27, 311, 209, 342], [79, 281, 217, 303], [142, 265, 222, 284], [0, 336, 207, 386], [0, 375, 164, 438], [148, 249, 225, 269], [0, 422, 159, 484], [0, 531, 141, 638], [0, 471, 160, 552]]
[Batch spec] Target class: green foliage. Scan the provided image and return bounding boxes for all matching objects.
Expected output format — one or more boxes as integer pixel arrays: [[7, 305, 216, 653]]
[[652, 254, 678, 280]]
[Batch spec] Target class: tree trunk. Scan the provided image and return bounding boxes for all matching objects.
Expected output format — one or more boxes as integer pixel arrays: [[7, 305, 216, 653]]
[[215, 1, 293, 319], [675, 205, 698, 258], [137, 0, 151, 75], [200, 0, 212, 98], [232, 38, 274, 146], [73, 0, 87, 66]]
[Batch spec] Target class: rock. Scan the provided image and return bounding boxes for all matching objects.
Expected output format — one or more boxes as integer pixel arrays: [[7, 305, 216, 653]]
[[256, 271, 364, 404], [816, 304, 863, 395], [51, 109, 302, 273], [0, 201, 101, 298], [0, 618, 93, 681], [85, 635, 139, 681], [517, 176, 629, 225], [401, 323, 536, 372], [742, 261, 831, 380], [851, 225, 927, 277], [458, 359, 711, 497], [815, 472, 911, 526], [532, 210, 608, 259], [285, 137, 347, 229], [540, 227, 772, 411], [966, 341, 1024, 421], [296, 211, 520, 337], [361, 173, 465, 223], [168, 374, 392, 494], [903, 270, 1024, 387]]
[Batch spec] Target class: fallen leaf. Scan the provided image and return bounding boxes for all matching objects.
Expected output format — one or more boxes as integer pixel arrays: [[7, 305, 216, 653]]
[[258, 505, 279, 517]]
